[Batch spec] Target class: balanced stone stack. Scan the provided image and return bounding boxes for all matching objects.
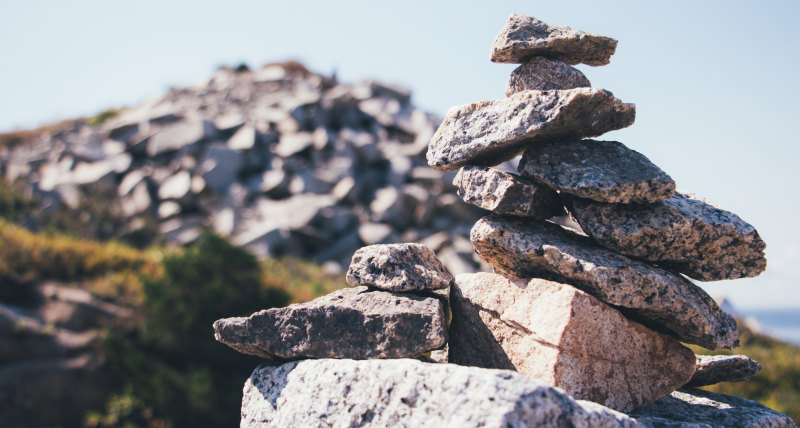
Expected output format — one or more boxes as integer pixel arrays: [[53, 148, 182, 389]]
[[211, 14, 794, 427]]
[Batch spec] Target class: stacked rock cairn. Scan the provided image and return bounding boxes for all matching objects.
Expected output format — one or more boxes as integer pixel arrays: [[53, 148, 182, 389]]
[[212, 14, 796, 427]]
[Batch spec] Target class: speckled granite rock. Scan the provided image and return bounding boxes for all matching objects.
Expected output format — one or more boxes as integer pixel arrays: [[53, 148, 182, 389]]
[[630, 388, 797, 427], [518, 140, 675, 203], [346, 243, 453, 292], [241, 359, 639, 428], [686, 355, 762, 387], [448, 272, 695, 412], [426, 88, 636, 172], [568, 191, 767, 281], [469, 215, 738, 349], [212, 286, 446, 361], [505, 58, 591, 95], [453, 166, 563, 218], [491, 14, 618, 66]]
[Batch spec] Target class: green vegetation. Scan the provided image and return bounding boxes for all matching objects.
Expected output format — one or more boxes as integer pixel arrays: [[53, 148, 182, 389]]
[[690, 321, 800, 422], [89, 108, 121, 126]]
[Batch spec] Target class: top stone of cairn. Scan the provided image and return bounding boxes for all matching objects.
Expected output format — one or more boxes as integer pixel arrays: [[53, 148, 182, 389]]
[[491, 14, 618, 66]]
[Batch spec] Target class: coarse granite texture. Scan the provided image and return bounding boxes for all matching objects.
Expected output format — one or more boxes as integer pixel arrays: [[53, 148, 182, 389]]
[[453, 166, 563, 218], [426, 88, 635, 172], [686, 354, 762, 387], [518, 139, 675, 203], [346, 243, 453, 292], [469, 214, 739, 350], [505, 57, 591, 95]]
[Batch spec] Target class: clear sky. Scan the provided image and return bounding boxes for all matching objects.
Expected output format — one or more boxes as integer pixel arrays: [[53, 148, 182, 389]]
[[2, 1, 799, 310]]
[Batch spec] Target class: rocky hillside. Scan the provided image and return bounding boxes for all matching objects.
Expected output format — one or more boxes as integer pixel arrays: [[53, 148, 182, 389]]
[[0, 61, 488, 274]]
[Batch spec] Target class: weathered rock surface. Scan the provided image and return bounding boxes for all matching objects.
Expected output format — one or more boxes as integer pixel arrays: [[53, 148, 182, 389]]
[[506, 57, 591, 95], [453, 166, 562, 218], [241, 359, 639, 428], [568, 191, 767, 281], [426, 88, 635, 172], [469, 215, 738, 349], [491, 13, 618, 66], [631, 388, 797, 427], [213, 286, 447, 361], [518, 139, 675, 203], [448, 272, 696, 412], [686, 355, 762, 387], [345, 243, 453, 292]]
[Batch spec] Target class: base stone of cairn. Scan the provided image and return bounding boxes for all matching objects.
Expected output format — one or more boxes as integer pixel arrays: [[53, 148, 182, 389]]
[[211, 12, 795, 428], [448, 272, 695, 412]]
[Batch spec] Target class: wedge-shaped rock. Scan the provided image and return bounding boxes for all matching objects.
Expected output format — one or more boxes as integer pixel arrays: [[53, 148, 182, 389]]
[[213, 286, 446, 361], [491, 13, 618, 66], [453, 166, 562, 218], [506, 58, 591, 95], [426, 88, 635, 172], [346, 243, 453, 292], [449, 272, 695, 412], [518, 140, 675, 203], [241, 359, 639, 428], [568, 191, 767, 281], [470, 215, 738, 349], [686, 355, 762, 387], [630, 388, 796, 427]]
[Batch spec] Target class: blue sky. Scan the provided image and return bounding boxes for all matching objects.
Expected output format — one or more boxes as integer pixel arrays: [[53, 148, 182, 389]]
[[2, 1, 799, 310]]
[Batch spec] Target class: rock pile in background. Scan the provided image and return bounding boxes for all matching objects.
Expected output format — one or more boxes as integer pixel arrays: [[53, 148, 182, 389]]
[[0, 61, 487, 274], [211, 15, 793, 427]]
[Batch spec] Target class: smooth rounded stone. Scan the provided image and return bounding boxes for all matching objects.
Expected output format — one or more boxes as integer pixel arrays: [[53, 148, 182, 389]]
[[686, 355, 762, 387], [346, 243, 453, 292], [241, 359, 639, 428], [630, 388, 796, 427], [426, 88, 635, 172], [449, 272, 696, 412], [213, 286, 447, 361], [490, 13, 618, 66], [157, 170, 192, 200], [453, 166, 563, 218], [469, 215, 739, 350], [506, 57, 591, 96], [518, 139, 675, 203], [568, 191, 767, 281]]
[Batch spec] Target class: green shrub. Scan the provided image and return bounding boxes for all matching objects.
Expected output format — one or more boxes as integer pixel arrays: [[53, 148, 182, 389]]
[[89, 108, 121, 126]]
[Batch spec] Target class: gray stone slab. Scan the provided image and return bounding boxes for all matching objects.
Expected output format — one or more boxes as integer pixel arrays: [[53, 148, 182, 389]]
[[427, 88, 635, 172], [506, 57, 591, 95], [454, 166, 563, 218], [470, 214, 739, 350], [686, 354, 762, 387], [568, 191, 767, 281], [491, 13, 618, 66], [518, 139, 675, 203]]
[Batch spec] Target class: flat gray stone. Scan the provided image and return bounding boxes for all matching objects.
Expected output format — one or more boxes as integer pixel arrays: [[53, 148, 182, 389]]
[[345, 243, 453, 292], [518, 140, 675, 203], [449, 272, 696, 412], [506, 57, 591, 96], [147, 119, 215, 156], [241, 359, 639, 428], [470, 214, 739, 350], [426, 88, 635, 172], [568, 191, 767, 281], [213, 286, 447, 361], [630, 388, 796, 427], [686, 355, 762, 387], [454, 166, 562, 218], [491, 13, 618, 66]]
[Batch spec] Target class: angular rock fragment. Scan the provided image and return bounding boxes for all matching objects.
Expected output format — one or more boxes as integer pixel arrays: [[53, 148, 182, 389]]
[[213, 286, 447, 361], [449, 272, 695, 412], [630, 388, 796, 427], [491, 13, 618, 66], [426, 88, 635, 172], [470, 215, 738, 349], [241, 359, 639, 428], [506, 57, 591, 95], [518, 139, 675, 203], [453, 166, 562, 218], [568, 191, 767, 281], [346, 243, 453, 292], [686, 355, 762, 387]]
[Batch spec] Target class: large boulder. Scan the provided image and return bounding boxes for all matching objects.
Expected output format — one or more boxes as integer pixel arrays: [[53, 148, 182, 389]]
[[241, 359, 638, 428], [470, 215, 738, 349], [448, 272, 695, 412]]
